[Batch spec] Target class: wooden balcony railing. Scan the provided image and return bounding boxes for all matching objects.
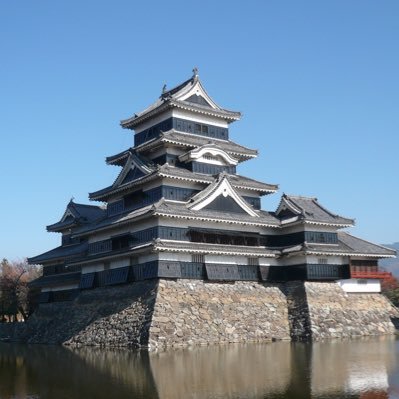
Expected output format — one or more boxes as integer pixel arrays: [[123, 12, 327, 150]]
[[350, 270, 393, 280]]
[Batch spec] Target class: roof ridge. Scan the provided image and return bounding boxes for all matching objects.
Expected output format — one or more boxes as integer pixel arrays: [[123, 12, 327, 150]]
[[284, 193, 318, 201], [160, 75, 195, 99], [71, 202, 103, 209]]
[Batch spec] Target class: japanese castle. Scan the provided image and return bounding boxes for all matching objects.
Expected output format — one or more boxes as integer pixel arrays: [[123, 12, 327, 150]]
[[29, 69, 395, 303]]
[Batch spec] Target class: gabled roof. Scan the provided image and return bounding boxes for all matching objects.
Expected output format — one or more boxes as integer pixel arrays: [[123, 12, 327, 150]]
[[135, 130, 258, 161], [89, 152, 157, 201], [28, 241, 88, 264], [46, 200, 105, 232], [276, 194, 354, 228], [112, 151, 156, 186], [188, 173, 259, 217], [120, 70, 241, 129]]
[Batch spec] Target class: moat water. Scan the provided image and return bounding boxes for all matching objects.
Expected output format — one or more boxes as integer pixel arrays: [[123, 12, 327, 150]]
[[1, 337, 399, 399]]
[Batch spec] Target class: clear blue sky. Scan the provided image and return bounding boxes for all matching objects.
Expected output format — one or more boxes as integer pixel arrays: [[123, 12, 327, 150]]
[[1, 1, 398, 260]]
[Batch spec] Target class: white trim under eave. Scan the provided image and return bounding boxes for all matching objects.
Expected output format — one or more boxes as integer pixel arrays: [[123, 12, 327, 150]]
[[154, 211, 278, 227], [179, 145, 239, 166], [153, 241, 276, 258], [280, 219, 353, 228], [305, 251, 395, 258]]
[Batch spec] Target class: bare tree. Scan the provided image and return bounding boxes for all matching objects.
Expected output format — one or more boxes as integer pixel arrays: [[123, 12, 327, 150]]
[[0, 258, 42, 322]]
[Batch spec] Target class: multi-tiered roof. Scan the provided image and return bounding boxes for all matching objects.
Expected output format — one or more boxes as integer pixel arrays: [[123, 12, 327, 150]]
[[29, 70, 395, 297]]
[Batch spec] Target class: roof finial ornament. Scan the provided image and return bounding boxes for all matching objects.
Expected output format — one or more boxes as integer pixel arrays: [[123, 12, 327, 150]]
[[69, 196, 75, 203], [162, 84, 167, 94], [192, 66, 199, 78]]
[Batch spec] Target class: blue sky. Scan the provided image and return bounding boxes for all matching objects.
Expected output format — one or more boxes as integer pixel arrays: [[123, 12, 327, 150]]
[[1, 1, 398, 260]]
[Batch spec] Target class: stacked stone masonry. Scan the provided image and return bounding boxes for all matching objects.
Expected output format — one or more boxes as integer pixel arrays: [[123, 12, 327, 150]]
[[304, 282, 399, 339], [148, 280, 290, 348], [1, 280, 398, 348]]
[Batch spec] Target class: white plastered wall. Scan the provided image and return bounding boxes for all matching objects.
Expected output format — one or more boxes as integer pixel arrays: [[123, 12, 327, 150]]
[[337, 279, 381, 293]]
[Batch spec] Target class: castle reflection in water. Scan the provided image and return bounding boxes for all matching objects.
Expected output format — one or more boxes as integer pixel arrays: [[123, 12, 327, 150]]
[[0, 337, 398, 399]]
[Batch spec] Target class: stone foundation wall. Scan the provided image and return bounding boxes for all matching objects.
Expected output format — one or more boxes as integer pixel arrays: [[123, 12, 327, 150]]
[[0, 279, 397, 347], [304, 282, 399, 339], [283, 281, 312, 341], [148, 280, 290, 349], [2, 280, 158, 347]]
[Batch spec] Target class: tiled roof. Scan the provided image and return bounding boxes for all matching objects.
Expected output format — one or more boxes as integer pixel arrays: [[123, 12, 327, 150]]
[[336, 232, 396, 257], [134, 130, 258, 161], [72, 204, 155, 236], [153, 239, 278, 257], [120, 74, 241, 129], [106, 148, 132, 167], [29, 272, 81, 288], [157, 165, 277, 193], [281, 232, 396, 258], [28, 241, 88, 264], [89, 165, 278, 201], [154, 200, 280, 227], [47, 201, 105, 232], [278, 194, 354, 227]]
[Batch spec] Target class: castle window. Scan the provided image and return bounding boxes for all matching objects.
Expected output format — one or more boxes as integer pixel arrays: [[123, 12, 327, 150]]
[[248, 257, 259, 266], [318, 258, 328, 264], [192, 254, 205, 264]]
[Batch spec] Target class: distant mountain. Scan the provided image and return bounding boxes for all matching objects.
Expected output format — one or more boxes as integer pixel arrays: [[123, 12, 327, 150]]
[[380, 242, 399, 278]]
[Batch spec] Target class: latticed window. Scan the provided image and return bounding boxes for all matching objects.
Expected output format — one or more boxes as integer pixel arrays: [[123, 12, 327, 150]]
[[192, 254, 205, 264], [248, 257, 259, 266], [318, 258, 328, 264]]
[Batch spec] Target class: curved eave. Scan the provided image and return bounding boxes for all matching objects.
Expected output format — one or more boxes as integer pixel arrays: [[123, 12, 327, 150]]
[[158, 171, 278, 195], [134, 131, 258, 161], [304, 220, 354, 228], [66, 242, 154, 266], [89, 173, 159, 201], [232, 184, 278, 195], [46, 221, 77, 233], [29, 272, 81, 288], [153, 210, 280, 228], [72, 206, 155, 238], [280, 218, 354, 228], [106, 150, 131, 166], [121, 100, 241, 130], [27, 242, 88, 265]]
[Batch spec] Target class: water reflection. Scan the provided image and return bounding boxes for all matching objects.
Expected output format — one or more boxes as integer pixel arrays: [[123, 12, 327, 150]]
[[0, 337, 398, 399], [311, 338, 397, 398]]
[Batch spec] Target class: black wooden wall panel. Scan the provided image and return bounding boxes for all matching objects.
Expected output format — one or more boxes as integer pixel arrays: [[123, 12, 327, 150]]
[[79, 273, 96, 289], [205, 264, 240, 281], [38, 291, 51, 303], [158, 261, 182, 278], [181, 262, 206, 279], [237, 265, 259, 280]]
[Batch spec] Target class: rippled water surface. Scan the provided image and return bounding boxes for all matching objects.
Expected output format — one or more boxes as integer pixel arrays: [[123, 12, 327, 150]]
[[1, 337, 399, 399]]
